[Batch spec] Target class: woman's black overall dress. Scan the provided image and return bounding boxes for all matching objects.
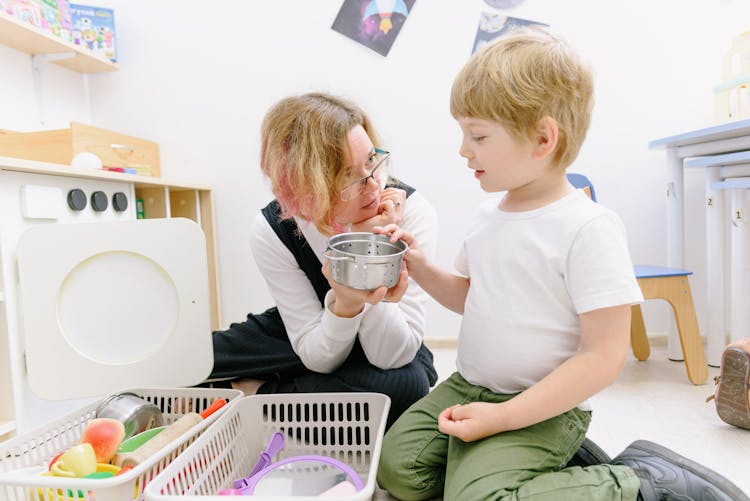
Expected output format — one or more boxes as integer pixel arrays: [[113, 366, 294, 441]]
[[209, 182, 438, 427]]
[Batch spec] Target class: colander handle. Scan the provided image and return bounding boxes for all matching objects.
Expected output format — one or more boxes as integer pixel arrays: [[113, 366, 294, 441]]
[[324, 249, 355, 262]]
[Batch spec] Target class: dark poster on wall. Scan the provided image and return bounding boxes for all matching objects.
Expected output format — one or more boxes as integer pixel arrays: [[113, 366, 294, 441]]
[[332, 0, 416, 57], [472, 13, 547, 54]]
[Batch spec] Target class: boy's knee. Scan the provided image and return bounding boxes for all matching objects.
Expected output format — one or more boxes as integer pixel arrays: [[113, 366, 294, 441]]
[[377, 460, 424, 501], [378, 433, 444, 501], [377, 435, 405, 495], [378, 433, 416, 498], [376, 446, 399, 492]]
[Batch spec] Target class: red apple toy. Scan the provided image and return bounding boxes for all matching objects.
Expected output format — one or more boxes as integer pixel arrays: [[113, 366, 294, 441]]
[[80, 418, 126, 463]]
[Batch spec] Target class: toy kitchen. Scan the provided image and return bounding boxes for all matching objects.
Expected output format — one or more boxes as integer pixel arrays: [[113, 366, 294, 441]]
[[0, 125, 223, 440]]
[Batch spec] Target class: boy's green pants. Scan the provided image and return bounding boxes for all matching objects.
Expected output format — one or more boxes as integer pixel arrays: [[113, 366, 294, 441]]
[[377, 372, 640, 500]]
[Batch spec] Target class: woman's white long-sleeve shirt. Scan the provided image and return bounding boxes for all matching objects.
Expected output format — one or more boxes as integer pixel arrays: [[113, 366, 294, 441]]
[[249, 191, 437, 374]]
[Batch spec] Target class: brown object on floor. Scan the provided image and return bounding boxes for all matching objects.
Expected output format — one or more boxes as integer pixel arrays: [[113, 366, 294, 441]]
[[708, 339, 750, 430]]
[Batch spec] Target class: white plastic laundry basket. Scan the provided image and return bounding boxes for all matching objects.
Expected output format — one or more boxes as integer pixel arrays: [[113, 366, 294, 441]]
[[144, 392, 390, 501], [0, 387, 242, 501]]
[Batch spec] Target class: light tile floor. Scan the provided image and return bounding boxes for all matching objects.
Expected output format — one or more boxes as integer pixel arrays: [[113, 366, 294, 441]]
[[374, 344, 750, 499]]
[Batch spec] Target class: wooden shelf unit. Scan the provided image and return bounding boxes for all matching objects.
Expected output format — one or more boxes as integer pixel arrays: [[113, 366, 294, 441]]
[[0, 10, 118, 73], [135, 184, 221, 334]]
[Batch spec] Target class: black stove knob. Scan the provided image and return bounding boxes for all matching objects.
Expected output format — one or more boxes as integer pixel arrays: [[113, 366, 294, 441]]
[[67, 188, 87, 211], [91, 191, 108, 212], [112, 192, 128, 211]]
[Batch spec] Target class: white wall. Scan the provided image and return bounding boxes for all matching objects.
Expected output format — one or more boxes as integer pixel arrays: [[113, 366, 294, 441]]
[[2, 0, 749, 339]]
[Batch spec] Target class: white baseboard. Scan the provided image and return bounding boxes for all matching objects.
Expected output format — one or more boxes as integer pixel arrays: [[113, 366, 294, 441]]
[[425, 332, 671, 351], [424, 337, 457, 349]]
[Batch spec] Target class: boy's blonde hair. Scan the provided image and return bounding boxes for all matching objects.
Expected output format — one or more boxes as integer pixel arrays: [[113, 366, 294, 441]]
[[260, 92, 381, 234], [450, 27, 594, 168]]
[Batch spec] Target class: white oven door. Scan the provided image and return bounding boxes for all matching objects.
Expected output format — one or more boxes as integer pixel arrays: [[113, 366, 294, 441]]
[[15, 218, 213, 400]]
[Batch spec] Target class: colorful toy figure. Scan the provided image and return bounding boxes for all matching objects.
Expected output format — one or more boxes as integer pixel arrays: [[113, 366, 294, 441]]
[[363, 0, 409, 34], [82, 28, 96, 50], [33, 0, 72, 40], [102, 26, 113, 48]]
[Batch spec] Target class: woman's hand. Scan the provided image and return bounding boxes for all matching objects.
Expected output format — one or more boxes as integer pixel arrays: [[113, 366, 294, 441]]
[[351, 187, 406, 232], [438, 402, 507, 442], [322, 260, 409, 317], [382, 267, 409, 303], [379, 187, 407, 225]]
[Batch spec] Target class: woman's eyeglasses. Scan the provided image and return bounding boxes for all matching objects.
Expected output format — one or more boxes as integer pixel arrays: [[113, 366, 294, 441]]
[[339, 148, 390, 201]]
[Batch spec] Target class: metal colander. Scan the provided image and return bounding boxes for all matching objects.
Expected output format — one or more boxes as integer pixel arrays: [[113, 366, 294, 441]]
[[325, 232, 408, 290]]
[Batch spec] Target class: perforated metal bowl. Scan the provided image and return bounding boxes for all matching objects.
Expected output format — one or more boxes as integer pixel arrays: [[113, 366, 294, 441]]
[[325, 232, 408, 290], [95, 392, 164, 439]]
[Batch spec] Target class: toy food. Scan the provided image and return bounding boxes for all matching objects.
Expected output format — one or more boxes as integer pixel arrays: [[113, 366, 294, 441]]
[[50, 443, 97, 478], [113, 412, 202, 467], [117, 426, 164, 454], [80, 418, 126, 463], [71, 151, 102, 170], [48, 451, 63, 470]]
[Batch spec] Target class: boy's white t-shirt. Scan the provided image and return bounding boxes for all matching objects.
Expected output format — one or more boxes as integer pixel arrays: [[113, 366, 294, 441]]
[[455, 189, 643, 401]]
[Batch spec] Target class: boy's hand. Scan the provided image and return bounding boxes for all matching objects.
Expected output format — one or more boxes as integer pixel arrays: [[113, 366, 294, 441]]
[[373, 224, 426, 275], [373, 223, 419, 250], [438, 402, 506, 442]]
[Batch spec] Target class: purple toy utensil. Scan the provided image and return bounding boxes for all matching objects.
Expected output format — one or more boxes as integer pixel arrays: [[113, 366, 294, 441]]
[[244, 455, 364, 494], [218, 454, 364, 496], [232, 431, 285, 489]]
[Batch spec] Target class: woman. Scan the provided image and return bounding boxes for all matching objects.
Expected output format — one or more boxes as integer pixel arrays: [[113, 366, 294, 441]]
[[208, 92, 438, 425]]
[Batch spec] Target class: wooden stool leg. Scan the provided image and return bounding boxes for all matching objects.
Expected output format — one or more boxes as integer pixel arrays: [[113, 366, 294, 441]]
[[630, 304, 650, 361], [662, 276, 708, 385]]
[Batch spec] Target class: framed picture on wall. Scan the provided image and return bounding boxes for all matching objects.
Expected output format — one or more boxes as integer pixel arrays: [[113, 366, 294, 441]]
[[332, 0, 416, 57]]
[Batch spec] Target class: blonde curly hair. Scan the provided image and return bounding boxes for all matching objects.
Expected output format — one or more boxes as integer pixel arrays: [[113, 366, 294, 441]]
[[260, 92, 382, 235]]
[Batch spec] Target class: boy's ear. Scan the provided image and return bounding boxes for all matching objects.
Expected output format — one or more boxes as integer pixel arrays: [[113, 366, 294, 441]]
[[531, 116, 559, 160]]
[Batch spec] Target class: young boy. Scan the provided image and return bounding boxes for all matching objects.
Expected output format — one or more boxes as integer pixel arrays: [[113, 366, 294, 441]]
[[376, 27, 747, 500]]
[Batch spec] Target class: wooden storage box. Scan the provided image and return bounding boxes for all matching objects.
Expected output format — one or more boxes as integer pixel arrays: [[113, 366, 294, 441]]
[[0, 122, 160, 176]]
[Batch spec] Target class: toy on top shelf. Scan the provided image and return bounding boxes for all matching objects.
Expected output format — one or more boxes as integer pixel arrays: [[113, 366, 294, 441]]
[[37, 0, 72, 40], [70, 3, 116, 62], [4, 0, 73, 42], [3, 0, 44, 28], [0, 3, 119, 73]]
